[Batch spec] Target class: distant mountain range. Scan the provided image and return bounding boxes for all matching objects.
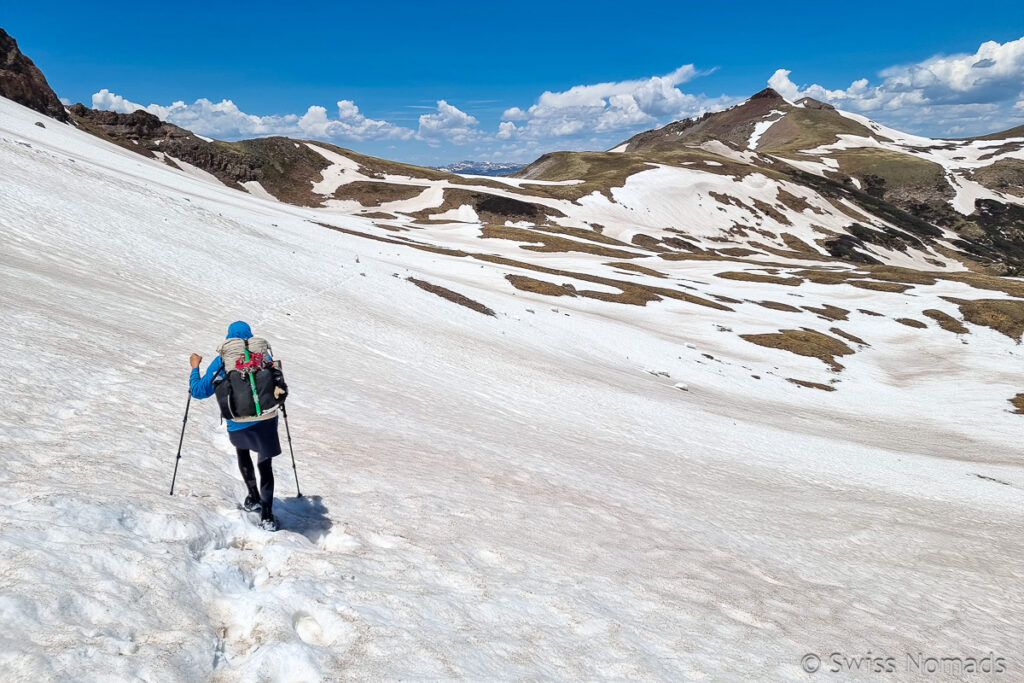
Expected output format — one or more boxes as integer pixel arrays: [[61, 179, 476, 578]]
[[431, 161, 526, 176]]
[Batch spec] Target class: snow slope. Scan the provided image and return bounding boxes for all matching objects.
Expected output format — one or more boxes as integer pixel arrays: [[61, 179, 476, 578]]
[[2, 97, 1024, 680]]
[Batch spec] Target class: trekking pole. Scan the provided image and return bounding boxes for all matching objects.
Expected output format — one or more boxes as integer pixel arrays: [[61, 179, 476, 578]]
[[170, 393, 192, 495], [280, 403, 303, 497]]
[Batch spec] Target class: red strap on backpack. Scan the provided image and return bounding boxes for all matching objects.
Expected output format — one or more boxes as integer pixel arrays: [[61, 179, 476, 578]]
[[235, 352, 264, 374]]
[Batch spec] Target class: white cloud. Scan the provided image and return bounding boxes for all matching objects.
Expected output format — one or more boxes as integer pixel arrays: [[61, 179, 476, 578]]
[[498, 65, 736, 140], [768, 36, 1024, 134], [89, 89, 413, 141], [297, 100, 413, 141], [501, 106, 529, 121], [416, 100, 480, 145], [497, 121, 517, 139]]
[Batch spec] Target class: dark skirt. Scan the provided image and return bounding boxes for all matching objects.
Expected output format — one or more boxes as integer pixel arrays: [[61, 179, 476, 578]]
[[228, 415, 281, 462]]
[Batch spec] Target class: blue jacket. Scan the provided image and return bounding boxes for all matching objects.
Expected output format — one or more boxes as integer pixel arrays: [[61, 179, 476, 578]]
[[190, 321, 270, 431]]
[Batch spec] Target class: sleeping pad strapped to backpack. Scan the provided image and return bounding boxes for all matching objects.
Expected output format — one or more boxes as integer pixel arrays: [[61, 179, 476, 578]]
[[213, 336, 288, 422]]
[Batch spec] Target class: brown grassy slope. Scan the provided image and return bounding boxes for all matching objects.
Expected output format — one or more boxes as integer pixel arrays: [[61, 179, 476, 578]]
[[740, 329, 855, 371], [757, 107, 878, 156], [830, 148, 953, 205], [945, 298, 1024, 340], [972, 159, 1024, 198], [333, 181, 426, 206]]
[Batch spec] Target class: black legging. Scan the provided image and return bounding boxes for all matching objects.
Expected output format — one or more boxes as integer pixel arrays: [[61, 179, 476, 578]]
[[237, 448, 274, 514]]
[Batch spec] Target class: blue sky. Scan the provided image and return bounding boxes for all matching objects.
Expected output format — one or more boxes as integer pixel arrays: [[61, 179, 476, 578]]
[[5, 1, 1024, 165]]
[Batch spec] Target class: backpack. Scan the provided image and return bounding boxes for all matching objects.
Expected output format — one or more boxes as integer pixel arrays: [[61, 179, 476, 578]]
[[213, 336, 288, 422]]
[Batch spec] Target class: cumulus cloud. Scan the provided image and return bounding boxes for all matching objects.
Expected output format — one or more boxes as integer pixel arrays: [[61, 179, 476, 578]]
[[768, 36, 1024, 134], [498, 65, 736, 141], [90, 89, 413, 141], [416, 100, 480, 145]]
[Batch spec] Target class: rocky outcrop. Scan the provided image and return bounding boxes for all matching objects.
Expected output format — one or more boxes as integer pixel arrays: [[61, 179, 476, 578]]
[[68, 104, 189, 143], [0, 28, 69, 122]]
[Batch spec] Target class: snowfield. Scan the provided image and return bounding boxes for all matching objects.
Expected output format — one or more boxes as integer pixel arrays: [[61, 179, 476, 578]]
[[2, 96, 1024, 680]]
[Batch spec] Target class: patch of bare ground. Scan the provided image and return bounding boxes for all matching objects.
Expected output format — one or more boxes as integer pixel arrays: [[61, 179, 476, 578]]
[[850, 280, 914, 293], [922, 309, 969, 334], [802, 304, 850, 321], [312, 221, 729, 311], [332, 181, 426, 206], [309, 142, 454, 181], [714, 247, 763, 257], [410, 188, 566, 224], [777, 189, 827, 215], [715, 271, 803, 286], [407, 277, 495, 316], [756, 300, 802, 312], [480, 225, 641, 258], [751, 198, 791, 225], [533, 224, 639, 247], [859, 309, 884, 316], [474, 254, 731, 311], [895, 318, 928, 329], [829, 327, 867, 345], [800, 265, 1024, 299], [630, 234, 671, 252], [1009, 394, 1024, 414], [747, 240, 832, 262], [740, 328, 854, 371], [942, 298, 1024, 340], [506, 275, 578, 297], [787, 378, 836, 391], [779, 233, 821, 254], [359, 211, 397, 219], [511, 148, 770, 202], [605, 262, 669, 278]]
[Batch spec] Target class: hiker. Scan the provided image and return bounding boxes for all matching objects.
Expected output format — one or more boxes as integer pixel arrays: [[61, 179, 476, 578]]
[[188, 321, 288, 531]]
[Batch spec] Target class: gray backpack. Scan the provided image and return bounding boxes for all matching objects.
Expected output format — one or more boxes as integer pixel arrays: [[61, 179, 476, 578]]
[[213, 337, 282, 422]]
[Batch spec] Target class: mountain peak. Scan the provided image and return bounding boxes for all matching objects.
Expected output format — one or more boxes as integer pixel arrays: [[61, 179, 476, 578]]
[[749, 87, 784, 101]]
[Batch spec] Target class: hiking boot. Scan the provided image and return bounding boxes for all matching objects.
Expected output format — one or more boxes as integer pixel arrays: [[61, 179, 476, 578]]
[[242, 494, 262, 512], [259, 514, 280, 532]]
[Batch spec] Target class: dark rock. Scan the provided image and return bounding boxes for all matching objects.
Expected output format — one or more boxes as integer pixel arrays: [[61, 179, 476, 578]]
[[796, 97, 835, 110], [750, 88, 784, 100], [824, 234, 882, 265], [0, 28, 69, 122]]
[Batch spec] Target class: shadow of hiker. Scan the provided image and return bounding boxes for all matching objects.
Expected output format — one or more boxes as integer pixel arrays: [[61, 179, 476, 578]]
[[277, 495, 331, 544]]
